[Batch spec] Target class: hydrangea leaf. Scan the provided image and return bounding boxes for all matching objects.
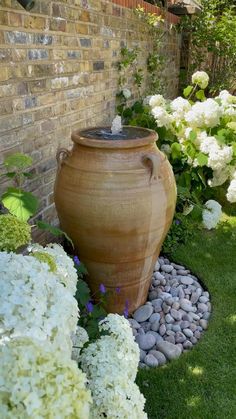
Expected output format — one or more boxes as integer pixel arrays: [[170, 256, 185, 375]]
[[197, 152, 208, 167], [188, 130, 197, 142], [1, 187, 38, 221], [183, 85, 193, 98], [171, 142, 182, 159], [76, 279, 91, 306], [195, 89, 206, 101], [36, 220, 74, 248], [4, 153, 33, 170]]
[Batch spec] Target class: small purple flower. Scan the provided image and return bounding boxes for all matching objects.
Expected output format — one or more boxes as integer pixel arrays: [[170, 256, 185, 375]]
[[175, 219, 181, 225], [115, 287, 121, 294], [73, 256, 80, 266], [123, 299, 129, 318], [86, 301, 94, 313], [99, 283, 106, 294]]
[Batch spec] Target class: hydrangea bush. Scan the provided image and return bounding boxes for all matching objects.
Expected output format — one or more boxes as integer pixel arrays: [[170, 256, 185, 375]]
[[80, 314, 147, 419], [121, 71, 236, 233], [0, 337, 91, 418], [0, 214, 31, 252]]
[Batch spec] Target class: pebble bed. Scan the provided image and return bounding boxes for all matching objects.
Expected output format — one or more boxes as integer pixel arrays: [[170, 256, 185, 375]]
[[129, 256, 211, 368]]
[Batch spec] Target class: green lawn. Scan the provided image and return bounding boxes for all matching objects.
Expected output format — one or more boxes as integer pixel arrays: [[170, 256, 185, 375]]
[[137, 214, 236, 419]]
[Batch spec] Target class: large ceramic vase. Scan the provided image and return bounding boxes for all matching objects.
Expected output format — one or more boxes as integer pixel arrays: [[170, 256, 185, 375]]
[[54, 126, 176, 314]]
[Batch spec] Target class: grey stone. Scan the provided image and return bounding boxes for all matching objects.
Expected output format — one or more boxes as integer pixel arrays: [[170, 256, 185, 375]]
[[183, 340, 193, 349], [189, 323, 197, 332], [191, 292, 200, 304], [172, 263, 185, 270], [166, 324, 173, 331], [149, 350, 167, 365], [140, 322, 151, 332], [161, 264, 174, 273], [149, 313, 161, 323], [175, 332, 186, 343], [170, 287, 179, 297], [184, 287, 192, 295], [177, 269, 190, 275], [190, 336, 198, 345], [140, 349, 146, 362], [180, 321, 190, 329], [165, 314, 174, 324], [199, 296, 209, 304], [147, 331, 163, 344], [172, 324, 181, 333], [133, 305, 153, 322], [149, 291, 158, 301], [178, 287, 185, 299], [150, 320, 160, 332], [139, 362, 147, 369], [190, 313, 200, 321], [203, 291, 209, 298], [180, 300, 195, 312], [172, 302, 180, 310], [202, 312, 211, 320], [136, 333, 156, 351], [165, 297, 174, 306], [156, 341, 182, 360], [158, 292, 172, 300], [172, 269, 177, 276], [207, 302, 212, 312], [132, 328, 138, 337], [154, 271, 164, 281], [144, 354, 159, 367], [170, 308, 182, 321], [199, 319, 208, 330], [176, 343, 183, 352], [154, 261, 160, 271], [159, 324, 166, 336], [197, 303, 208, 313], [194, 330, 201, 339], [163, 302, 171, 314], [183, 328, 194, 338], [165, 335, 175, 344], [179, 276, 193, 285], [129, 319, 141, 329]]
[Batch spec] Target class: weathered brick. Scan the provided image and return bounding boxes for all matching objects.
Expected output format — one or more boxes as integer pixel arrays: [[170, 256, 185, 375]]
[[0, 66, 9, 82], [8, 12, 22, 27], [24, 15, 46, 30], [93, 61, 105, 71], [80, 38, 92, 47], [28, 49, 49, 60], [75, 22, 88, 34], [50, 18, 66, 32], [67, 50, 81, 59], [5, 31, 32, 44], [34, 34, 53, 45]]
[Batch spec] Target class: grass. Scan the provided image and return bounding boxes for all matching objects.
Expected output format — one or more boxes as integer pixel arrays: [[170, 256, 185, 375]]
[[137, 214, 236, 419]]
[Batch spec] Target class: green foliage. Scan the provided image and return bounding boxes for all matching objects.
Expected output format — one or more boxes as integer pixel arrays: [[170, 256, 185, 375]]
[[36, 221, 74, 248], [31, 251, 57, 273], [180, 0, 236, 93], [0, 214, 31, 252], [2, 187, 38, 222], [162, 214, 196, 256], [74, 265, 108, 341]]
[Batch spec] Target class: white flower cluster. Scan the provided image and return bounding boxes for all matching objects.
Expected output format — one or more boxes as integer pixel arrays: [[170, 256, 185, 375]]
[[71, 325, 89, 362], [111, 115, 122, 135], [202, 200, 222, 230], [191, 71, 209, 89], [0, 252, 78, 353], [122, 88, 131, 100], [226, 171, 236, 203], [29, 243, 78, 295], [147, 74, 236, 204], [0, 337, 91, 418], [81, 314, 147, 419]]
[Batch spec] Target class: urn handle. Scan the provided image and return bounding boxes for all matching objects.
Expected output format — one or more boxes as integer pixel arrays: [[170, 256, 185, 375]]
[[56, 148, 71, 170], [142, 153, 166, 184]]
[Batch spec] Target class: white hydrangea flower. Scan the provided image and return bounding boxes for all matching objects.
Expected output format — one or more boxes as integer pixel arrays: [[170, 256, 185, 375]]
[[185, 99, 222, 128], [199, 135, 218, 154], [160, 143, 171, 156], [71, 325, 89, 362], [226, 172, 236, 202], [0, 252, 78, 352], [151, 106, 172, 128], [207, 144, 233, 171], [0, 337, 91, 418], [170, 96, 191, 119], [111, 115, 122, 135], [149, 94, 166, 108], [122, 88, 131, 99], [202, 200, 222, 230], [29, 243, 78, 295], [208, 167, 231, 187], [191, 71, 209, 89], [218, 90, 236, 106], [80, 314, 147, 419]]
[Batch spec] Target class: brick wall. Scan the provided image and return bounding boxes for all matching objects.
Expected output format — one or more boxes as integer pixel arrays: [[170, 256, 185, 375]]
[[0, 0, 181, 240]]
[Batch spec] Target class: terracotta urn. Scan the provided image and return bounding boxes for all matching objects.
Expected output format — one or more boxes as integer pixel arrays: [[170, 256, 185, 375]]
[[54, 126, 176, 314]]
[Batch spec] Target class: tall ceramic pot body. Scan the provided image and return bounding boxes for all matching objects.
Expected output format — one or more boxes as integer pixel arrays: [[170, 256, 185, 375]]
[[54, 127, 176, 314]]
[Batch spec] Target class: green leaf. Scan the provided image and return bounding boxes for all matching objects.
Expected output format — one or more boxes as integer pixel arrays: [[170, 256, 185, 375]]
[[1, 187, 38, 221], [215, 129, 227, 145], [171, 142, 182, 160], [195, 89, 206, 101], [188, 130, 197, 142], [183, 85, 193, 98], [4, 153, 33, 170], [4, 172, 16, 179], [232, 143, 236, 156], [36, 220, 74, 248], [76, 279, 91, 306], [197, 152, 208, 167], [186, 142, 196, 159], [132, 101, 144, 113]]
